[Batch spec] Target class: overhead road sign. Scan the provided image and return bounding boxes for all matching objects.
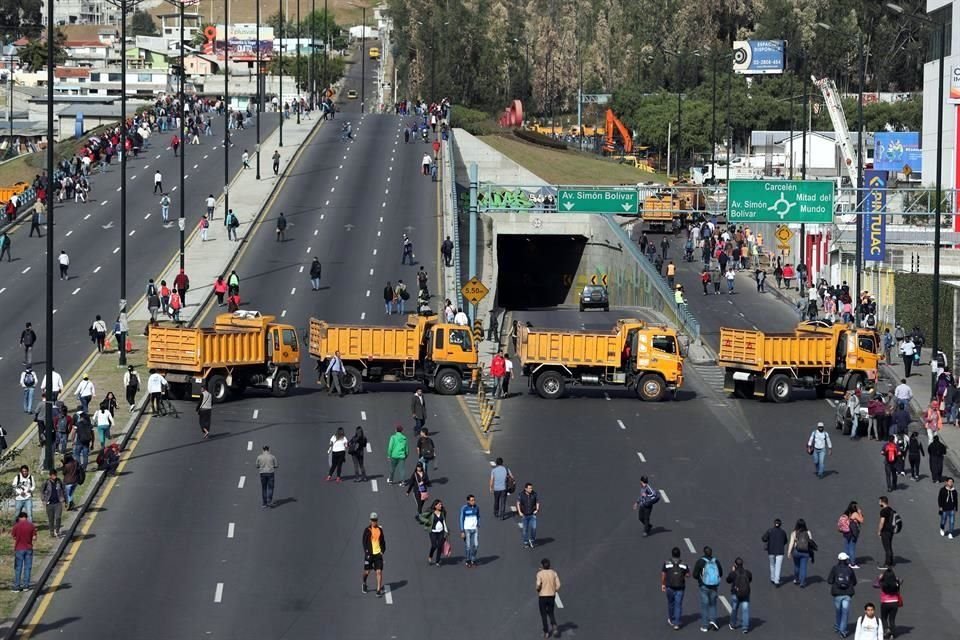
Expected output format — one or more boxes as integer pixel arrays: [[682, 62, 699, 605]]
[[581, 94, 612, 105], [727, 180, 834, 223], [558, 188, 638, 214]]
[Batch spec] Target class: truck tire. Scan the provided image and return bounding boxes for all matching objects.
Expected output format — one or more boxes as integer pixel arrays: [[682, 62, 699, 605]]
[[207, 374, 230, 403], [534, 371, 566, 400], [272, 370, 292, 397], [846, 374, 864, 392], [637, 374, 665, 401], [341, 366, 364, 393], [766, 373, 792, 403], [434, 368, 461, 395]]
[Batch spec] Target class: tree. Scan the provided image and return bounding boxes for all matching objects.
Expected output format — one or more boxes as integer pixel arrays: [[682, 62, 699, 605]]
[[0, 0, 43, 39], [17, 30, 66, 72], [266, 11, 298, 38], [130, 9, 158, 37]]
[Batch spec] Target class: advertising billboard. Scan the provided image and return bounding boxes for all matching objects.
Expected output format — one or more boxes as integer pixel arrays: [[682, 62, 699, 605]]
[[862, 170, 887, 262], [732, 40, 785, 75], [951, 64, 960, 103], [874, 132, 922, 173], [215, 24, 274, 58]]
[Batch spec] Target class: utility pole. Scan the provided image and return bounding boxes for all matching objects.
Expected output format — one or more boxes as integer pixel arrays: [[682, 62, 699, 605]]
[[43, 0, 56, 472], [256, 0, 262, 179], [279, 0, 284, 147], [296, 0, 301, 124], [223, 0, 230, 228]]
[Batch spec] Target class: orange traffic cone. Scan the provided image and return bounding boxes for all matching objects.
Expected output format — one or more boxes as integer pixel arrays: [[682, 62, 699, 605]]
[[104, 336, 111, 350], [125, 338, 133, 353]]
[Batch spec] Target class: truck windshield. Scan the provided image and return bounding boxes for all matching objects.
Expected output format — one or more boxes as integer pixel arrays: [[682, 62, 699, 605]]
[[449, 328, 473, 351], [652, 335, 677, 355], [283, 329, 298, 351], [858, 334, 876, 354]]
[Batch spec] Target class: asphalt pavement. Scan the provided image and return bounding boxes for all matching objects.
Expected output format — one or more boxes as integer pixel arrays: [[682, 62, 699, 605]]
[[0, 109, 278, 445]]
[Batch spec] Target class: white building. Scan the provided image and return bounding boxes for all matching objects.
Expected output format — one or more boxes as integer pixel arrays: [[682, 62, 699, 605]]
[[40, 0, 120, 26], [922, 1, 957, 189]]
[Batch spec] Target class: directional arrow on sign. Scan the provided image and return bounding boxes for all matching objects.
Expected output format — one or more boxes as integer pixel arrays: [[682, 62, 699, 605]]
[[621, 203, 632, 212], [563, 202, 575, 211]]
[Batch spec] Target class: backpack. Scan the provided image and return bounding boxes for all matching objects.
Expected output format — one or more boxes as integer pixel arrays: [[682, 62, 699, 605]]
[[147, 283, 157, 297], [837, 514, 851, 534], [834, 566, 853, 589], [892, 511, 903, 534], [664, 562, 686, 589], [347, 436, 360, 455], [77, 465, 86, 485], [399, 288, 410, 301], [420, 437, 435, 459], [733, 569, 750, 597], [701, 557, 720, 586], [23, 371, 35, 387], [229, 214, 239, 228], [884, 443, 898, 463], [795, 530, 810, 552], [640, 485, 661, 507]]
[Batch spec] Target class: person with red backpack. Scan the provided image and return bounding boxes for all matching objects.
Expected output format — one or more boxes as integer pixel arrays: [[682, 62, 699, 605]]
[[490, 351, 506, 399], [837, 501, 864, 569], [882, 436, 899, 492]]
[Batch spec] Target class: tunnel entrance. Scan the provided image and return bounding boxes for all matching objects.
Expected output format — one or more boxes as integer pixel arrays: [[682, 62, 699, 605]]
[[496, 234, 587, 309]]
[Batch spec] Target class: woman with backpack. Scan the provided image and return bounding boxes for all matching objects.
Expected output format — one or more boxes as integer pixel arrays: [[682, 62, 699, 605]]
[[425, 498, 449, 566], [786, 519, 816, 587], [348, 426, 368, 482], [326, 427, 349, 483], [406, 462, 431, 516], [906, 432, 925, 481], [838, 502, 864, 569], [877, 568, 901, 638]]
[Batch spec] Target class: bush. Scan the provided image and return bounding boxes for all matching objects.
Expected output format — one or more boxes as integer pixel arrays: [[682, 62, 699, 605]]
[[451, 106, 500, 136], [513, 128, 568, 150], [894, 272, 954, 368]]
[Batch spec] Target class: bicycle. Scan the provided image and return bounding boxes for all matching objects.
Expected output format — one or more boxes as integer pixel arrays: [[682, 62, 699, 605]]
[[155, 391, 180, 418]]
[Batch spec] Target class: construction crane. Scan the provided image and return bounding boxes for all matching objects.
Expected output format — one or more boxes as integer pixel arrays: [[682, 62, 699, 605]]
[[812, 76, 859, 222]]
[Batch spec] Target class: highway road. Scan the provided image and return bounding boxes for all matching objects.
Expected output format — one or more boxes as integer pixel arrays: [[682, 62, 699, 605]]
[[0, 100, 278, 445]]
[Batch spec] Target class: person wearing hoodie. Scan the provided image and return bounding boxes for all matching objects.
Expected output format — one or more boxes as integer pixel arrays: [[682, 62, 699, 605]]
[[928, 435, 947, 483], [827, 552, 857, 638], [906, 432, 925, 480], [938, 477, 957, 538]]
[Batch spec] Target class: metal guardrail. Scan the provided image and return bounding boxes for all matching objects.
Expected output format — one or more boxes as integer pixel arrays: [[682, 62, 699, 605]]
[[446, 125, 463, 310]]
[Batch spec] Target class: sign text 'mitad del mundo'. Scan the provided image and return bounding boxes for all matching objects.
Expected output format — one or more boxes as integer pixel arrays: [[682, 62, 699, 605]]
[[727, 179, 834, 223]]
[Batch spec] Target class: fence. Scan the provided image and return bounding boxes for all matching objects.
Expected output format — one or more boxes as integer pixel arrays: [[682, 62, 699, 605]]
[[445, 122, 463, 310]]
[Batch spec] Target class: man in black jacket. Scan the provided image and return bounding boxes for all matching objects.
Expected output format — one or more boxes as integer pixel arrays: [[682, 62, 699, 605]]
[[762, 518, 788, 586], [726, 557, 752, 633], [939, 477, 957, 538], [827, 552, 857, 638], [929, 435, 948, 483]]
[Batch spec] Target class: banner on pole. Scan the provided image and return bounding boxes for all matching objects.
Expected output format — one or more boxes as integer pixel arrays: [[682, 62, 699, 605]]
[[732, 40, 785, 75], [862, 169, 887, 262]]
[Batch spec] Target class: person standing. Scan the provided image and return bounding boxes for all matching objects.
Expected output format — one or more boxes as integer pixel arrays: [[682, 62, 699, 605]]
[[489, 457, 513, 519], [490, 351, 506, 399], [503, 354, 514, 397], [882, 436, 900, 492], [160, 193, 171, 224], [693, 546, 723, 632], [877, 496, 896, 569], [726, 557, 752, 633], [632, 475, 660, 537], [272, 149, 281, 175], [383, 281, 395, 314], [61, 453, 79, 510], [41, 469, 66, 538], [10, 511, 37, 592], [226, 209, 239, 241], [827, 552, 857, 638], [174, 268, 190, 306], [877, 568, 901, 637], [762, 518, 788, 585], [153, 169, 163, 193], [12, 466, 35, 520], [348, 426, 368, 482], [411, 387, 426, 431], [20, 323, 36, 365], [196, 386, 212, 439], [28, 207, 42, 238], [362, 513, 386, 596], [661, 546, 689, 630], [929, 435, 948, 483], [517, 482, 540, 548], [386, 425, 408, 485], [75, 374, 96, 414], [939, 477, 957, 538], [20, 366, 36, 414], [536, 558, 561, 639], [459, 494, 480, 567], [807, 421, 832, 478], [906, 432, 924, 480], [787, 519, 815, 587], [426, 499, 449, 566], [839, 501, 865, 568], [325, 351, 345, 397], [256, 445, 278, 508], [899, 336, 916, 377], [57, 250, 69, 280], [326, 427, 348, 482], [275, 212, 287, 242], [309, 258, 322, 291]]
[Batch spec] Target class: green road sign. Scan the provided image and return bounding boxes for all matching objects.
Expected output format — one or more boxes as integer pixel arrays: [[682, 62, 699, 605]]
[[727, 179, 834, 223], [558, 188, 638, 214]]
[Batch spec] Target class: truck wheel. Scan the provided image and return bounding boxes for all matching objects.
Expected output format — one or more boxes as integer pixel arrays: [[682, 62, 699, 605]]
[[434, 368, 461, 395], [766, 373, 792, 403], [846, 374, 864, 392], [637, 374, 665, 401], [272, 370, 292, 397], [342, 366, 364, 393], [535, 371, 565, 400], [207, 374, 230, 403]]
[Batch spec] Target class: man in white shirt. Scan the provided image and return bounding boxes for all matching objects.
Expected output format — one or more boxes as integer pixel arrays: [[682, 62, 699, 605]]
[[503, 356, 514, 397], [153, 170, 163, 194], [421, 153, 432, 176], [899, 337, 916, 378], [40, 369, 64, 401], [75, 375, 96, 414], [807, 422, 832, 479], [893, 378, 913, 406], [453, 308, 469, 326], [147, 369, 168, 414], [57, 251, 69, 280], [205, 194, 216, 220], [325, 351, 345, 397]]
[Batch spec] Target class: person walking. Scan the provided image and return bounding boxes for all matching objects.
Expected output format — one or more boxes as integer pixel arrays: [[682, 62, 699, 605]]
[[411, 387, 426, 431], [29, 207, 43, 238], [41, 469, 66, 538], [459, 494, 480, 567], [416, 427, 437, 478], [256, 445, 278, 508], [489, 457, 514, 520], [632, 475, 660, 537], [10, 511, 37, 592], [241, 149, 250, 169], [309, 258, 322, 290], [0, 230, 9, 261], [929, 435, 947, 483], [386, 425, 408, 485], [405, 462, 431, 516], [272, 149, 280, 175], [807, 421, 833, 478], [923, 400, 942, 445], [787, 518, 815, 587], [854, 602, 884, 640], [12, 466, 35, 521], [361, 512, 386, 596], [827, 552, 857, 638], [90, 316, 107, 352], [57, 250, 69, 280], [20, 323, 36, 365], [196, 386, 212, 439], [838, 501, 865, 568], [61, 453, 79, 510], [726, 557, 752, 633], [693, 546, 723, 632], [75, 374, 96, 414], [383, 281, 395, 314], [275, 212, 287, 242], [92, 404, 113, 450], [326, 427, 348, 482], [174, 268, 190, 306], [882, 436, 900, 492], [199, 214, 210, 241], [426, 499, 449, 566], [160, 193, 171, 224], [877, 568, 901, 637], [661, 546, 689, 630], [536, 558, 561, 639], [517, 482, 540, 548], [441, 235, 454, 267], [490, 351, 506, 399], [20, 366, 36, 414], [899, 336, 916, 377], [348, 426, 368, 482], [153, 169, 163, 194], [324, 351, 345, 397], [906, 432, 924, 480], [877, 496, 896, 569], [226, 209, 239, 240], [72, 413, 93, 470], [939, 476, 957, 538], [762, 518, 788, 585]]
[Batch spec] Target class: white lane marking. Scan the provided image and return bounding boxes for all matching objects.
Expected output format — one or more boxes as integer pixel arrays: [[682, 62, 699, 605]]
[[21, 266, 30, 274], [298, 266, 304, 273], [290, 288, 296, 295], [826, 398, 837, 407], [320, 214, 325, 220], [554, 594, 564, 609], [314, 229, 318, 236], [193, 163, 199, 169], [366, 442, 372, 453], [330, 187, 335, 192], [604, 392, 611, 401], [617, 419, 626, 430], [184, 174, 189, 179], [339, 164, 343, 169], [361, 411, 367, 421], [343, 155, 347, 160], [752, 324, 759, 330], [93, 266, 101, 273], [335, 175, 339, 181], [684, 537, 696, 553], [0, 288, 5, 294], [116, 187, 122, 192], [719, 595, 732, 614], [371, 479, 379, 492], [144, 213, 151, 220], [281, 310, 287, 318], [214, 583, 224, 603], [372, 249, 377, 256], [387, 177, 391, 182], [659, 490, 670, 503], [71, 288, 81, 296], [360, 312, 366, 320], [369, 268, 374, 276], [65, 230, 73, 237], [379, 217, 383, 223], [247, 441, 253, 451], [143, 164, 149, 170], [84, 214, 92, 220], [325, 200, 329, 206], [129, 230, 136, 237], [252, 409, 259, 420], [385, 188, 389, 194], [100, 200, 108, 206], [381, 202, 386, 208], [52, 309, 58, 314], [155, 154, 161, 159], [377, 230, 381, 237], [227, 523, 235, 538], [203, 155, 208, 159], [636, 451, 646, 462], [365, 290, 370, 297], [172, 186, 177, 192], [113, 247, 120, 254], [238, 476, 246, 489], [383, 584, 393, 605], [306, 247, 312, 254]]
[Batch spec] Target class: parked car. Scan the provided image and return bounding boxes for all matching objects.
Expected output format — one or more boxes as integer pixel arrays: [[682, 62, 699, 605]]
[[347, 90, 358, 99], [579, 285, 609, 312]]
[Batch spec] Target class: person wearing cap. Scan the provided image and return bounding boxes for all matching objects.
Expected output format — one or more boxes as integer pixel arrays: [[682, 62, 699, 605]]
[[75, 374, 95, 415], [807, 421, 832, 479], [123, 366, 140, 411], [827, 552, 857, 638], [362, 512, 386, 596], [674, 284, 686, 311], [386, 425, 409, 485]]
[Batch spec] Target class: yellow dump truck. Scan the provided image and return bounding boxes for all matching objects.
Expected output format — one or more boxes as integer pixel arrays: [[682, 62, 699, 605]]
[[308, 315, 477, 394], [369, 47, 380, 60], [517, 319, 684, 400], [641, 190, 679, 232], [719, 321, 880, 402], [147, 311, 301, 402]]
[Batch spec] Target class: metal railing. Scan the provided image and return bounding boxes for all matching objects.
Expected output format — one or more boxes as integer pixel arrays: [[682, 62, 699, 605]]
[[445, 123, 463, 309]]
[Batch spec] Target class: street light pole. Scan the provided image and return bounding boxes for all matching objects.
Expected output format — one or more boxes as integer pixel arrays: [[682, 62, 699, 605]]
[[179, 0, 185, 270], [323, 0, 328, 95], [224, 0, 230, 226], [256, 0, 261, 179], [310, 0, 316, 107], [296, 0, 301, 124], [43, 0, 56, 472], [361, 5, 366, 111], [279, 0, 284, 147], [119, 0, 128, 365], [855, 30, 865, 303], [710, 54, 717, 174]]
